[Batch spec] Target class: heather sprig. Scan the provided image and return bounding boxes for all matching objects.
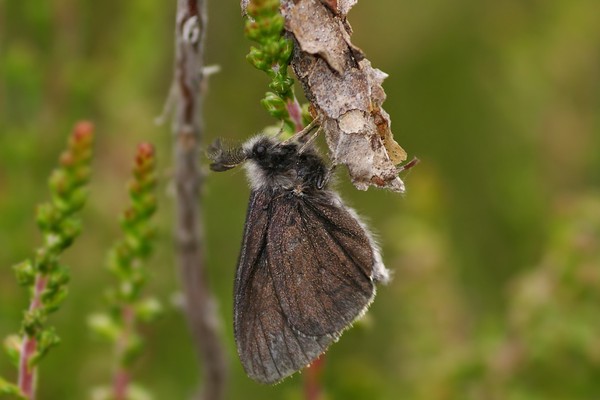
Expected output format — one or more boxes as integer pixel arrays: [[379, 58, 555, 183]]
[[0, 121, 94, 400], [88, 142, 161, 400], [244, 0, 311, 133]]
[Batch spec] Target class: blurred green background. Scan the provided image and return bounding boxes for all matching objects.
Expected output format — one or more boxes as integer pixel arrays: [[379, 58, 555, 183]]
[[1, 0, 600, 399]]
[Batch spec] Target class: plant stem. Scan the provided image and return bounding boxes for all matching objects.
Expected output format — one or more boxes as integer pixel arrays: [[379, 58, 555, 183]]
[[304, 355, 325, 400], [286, 98, 304, 133], [172, 1, 228, 399], [18, 275, 48, 399], [112, 306, 134, 400], [112, 368, 130, 400]]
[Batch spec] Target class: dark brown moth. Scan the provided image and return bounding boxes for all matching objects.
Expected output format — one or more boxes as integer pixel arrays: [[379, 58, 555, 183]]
[[208, 132, 389, 384]]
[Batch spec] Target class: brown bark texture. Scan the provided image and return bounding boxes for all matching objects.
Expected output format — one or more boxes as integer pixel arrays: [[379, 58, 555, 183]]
[[172, 1, 228, 399], [260, 0, 409, 192]]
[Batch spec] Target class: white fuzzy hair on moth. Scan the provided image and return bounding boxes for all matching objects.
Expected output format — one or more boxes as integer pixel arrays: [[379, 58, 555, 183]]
[[328, 192, 391, 284], [243, 159, 268, 190], [242, 134, 304, 191], [241, 135, 271, 190], [243, 158, 300, 191]]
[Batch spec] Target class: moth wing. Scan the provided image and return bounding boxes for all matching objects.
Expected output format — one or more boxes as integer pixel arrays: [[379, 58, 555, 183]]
[[233, 190, 270, 293], [234, 190, 332, 383], [267, 194, 376, 338]]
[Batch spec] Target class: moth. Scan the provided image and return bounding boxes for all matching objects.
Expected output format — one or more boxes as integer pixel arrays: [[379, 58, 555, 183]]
[[208, 129, 390, 384]]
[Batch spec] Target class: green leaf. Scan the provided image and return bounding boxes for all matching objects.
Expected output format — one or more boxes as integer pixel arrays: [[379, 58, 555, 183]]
[[89, 386, 111, 400], [0, 377, 26, 399], [35, 203, 61, 232], [21, 308, 45, 337], [261, 92, 287, 119], [127, 383, 153, 400], [134, 297, 163, 323], [246, 46, 268, 70], [12, 260, 35, 287], [46, 264, 70, 289], [41, 286, 69, 314], [88, 313, 121, 342], [3, 335, 21, 368], [34, 249, 57, 274], [122, 333, 143, 367], [29, 328, 61, 367]]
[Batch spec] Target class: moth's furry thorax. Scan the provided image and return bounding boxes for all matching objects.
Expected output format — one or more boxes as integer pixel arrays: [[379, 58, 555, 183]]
[[242, 135, 328, 193]]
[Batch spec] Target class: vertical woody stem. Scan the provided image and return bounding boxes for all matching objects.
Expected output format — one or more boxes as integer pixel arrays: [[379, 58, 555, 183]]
[[173, 1, 228, 399]]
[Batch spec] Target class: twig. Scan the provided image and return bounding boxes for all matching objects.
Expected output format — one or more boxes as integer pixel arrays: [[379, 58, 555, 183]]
[[112, 306, 134, 400], [285, 98, 304, 132], [17, 276, 48, 399], [87, 142, 160, 400], [172, 1, 228, 399], [304, 355, 325, 400]]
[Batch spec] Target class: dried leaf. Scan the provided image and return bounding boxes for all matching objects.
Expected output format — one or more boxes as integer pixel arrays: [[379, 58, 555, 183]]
[[338, 0, 358, 15], [288, 0, 349, 74], [281, 0, 408, 191]]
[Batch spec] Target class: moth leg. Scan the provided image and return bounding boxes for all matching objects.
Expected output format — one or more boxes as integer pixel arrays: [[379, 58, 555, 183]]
[[273, 121, 286, 139], [281, 118, 319, 145], [316, 163, 336, 190], [397, 156, 420, 173], [298, 127, 322, 154]]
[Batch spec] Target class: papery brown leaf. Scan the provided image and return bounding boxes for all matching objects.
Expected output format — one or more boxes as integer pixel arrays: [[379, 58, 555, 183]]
[[281, 0, 408, 191]]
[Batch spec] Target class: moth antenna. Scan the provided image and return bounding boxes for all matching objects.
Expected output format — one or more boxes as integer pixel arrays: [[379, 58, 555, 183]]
[[207, 137, 247, 172]]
